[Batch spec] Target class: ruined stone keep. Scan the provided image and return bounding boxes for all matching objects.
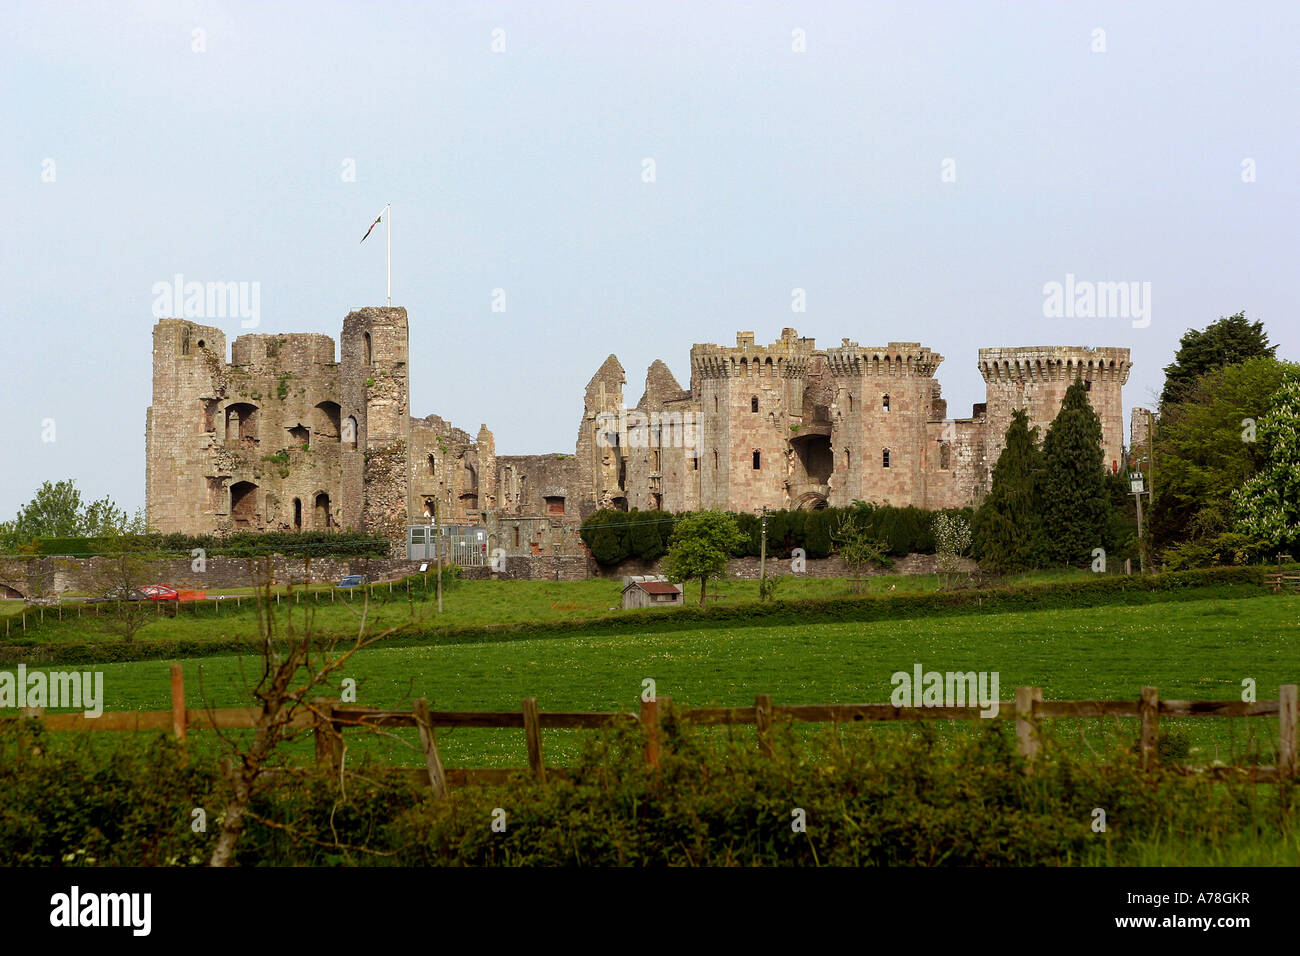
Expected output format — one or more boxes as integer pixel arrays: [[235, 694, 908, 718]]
[[146, 311, 1131, 549]]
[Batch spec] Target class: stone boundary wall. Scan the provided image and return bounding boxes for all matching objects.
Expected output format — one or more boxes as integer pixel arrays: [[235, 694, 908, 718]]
[[596, 552, 978, 581], [0, 550, 600, 597]]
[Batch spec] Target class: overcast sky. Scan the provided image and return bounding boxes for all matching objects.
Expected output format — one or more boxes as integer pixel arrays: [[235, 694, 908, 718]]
[[3, 0, 1297, 519]]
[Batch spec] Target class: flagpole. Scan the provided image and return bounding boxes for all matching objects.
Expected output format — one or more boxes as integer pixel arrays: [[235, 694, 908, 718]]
[[386, 202, 391, 306]]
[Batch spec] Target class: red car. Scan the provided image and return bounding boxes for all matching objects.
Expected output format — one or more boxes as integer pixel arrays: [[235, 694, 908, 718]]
[[139, 585, 179, 601]]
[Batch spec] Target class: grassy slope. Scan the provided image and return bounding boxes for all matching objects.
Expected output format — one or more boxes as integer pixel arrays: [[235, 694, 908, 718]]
[[58, 593, 1300, 769]]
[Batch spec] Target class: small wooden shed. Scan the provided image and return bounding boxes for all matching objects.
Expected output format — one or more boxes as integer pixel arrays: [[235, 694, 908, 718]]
[[621, 576, 684, 610]]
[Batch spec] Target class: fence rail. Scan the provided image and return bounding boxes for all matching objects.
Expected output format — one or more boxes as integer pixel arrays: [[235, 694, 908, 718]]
[[2, 667, 1295, 793]]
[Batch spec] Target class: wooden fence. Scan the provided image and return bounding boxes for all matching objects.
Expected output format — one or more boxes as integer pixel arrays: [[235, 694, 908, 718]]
[[4, 666, 1295, 794]]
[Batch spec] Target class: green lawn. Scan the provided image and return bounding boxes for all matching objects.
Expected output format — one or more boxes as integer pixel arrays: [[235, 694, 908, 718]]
[[46, 592, 1300, 770], [4, 567, 1106, 643]]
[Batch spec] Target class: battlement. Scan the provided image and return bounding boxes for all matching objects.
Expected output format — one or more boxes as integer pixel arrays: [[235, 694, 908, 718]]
[[978, 346, 1131, 384], [231, 333, 336, 368], [824, 341, 944, 377]]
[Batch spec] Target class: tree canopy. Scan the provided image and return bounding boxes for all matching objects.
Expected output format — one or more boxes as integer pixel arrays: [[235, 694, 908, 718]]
[[1039, 380, 1113, 566], [663, 510, 745, 606], [972, 408, 1045, 573], [1160, 312, 1275, 408]]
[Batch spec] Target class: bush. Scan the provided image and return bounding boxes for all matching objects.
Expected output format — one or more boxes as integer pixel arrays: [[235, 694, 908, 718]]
[[26, 531, 392, 559]]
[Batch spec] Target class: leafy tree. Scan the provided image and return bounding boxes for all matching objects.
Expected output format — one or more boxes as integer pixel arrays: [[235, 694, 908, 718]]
[[1232, 368, 1300, 553], [1148, 356, 1290, 551], [933, 511, 973, 590], [3, 480, 143, 544], [663, 510, 745, 606], [831, 514, 892, 593], [1039, 380, 1112, 566], [972, 409, 1044, 573], [1161, 312, 1275, 408]]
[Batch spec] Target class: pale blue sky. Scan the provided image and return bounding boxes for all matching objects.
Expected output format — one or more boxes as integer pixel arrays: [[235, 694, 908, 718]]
[[3, 0, 1297, 518]]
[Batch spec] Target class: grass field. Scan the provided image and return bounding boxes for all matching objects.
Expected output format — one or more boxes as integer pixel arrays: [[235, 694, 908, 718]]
[[38, 591, 1300, 771], [2, 567, 1108, 643]]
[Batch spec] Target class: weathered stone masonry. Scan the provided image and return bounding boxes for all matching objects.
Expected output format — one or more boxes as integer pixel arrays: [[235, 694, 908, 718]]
[[146, 311, 1131, 551]]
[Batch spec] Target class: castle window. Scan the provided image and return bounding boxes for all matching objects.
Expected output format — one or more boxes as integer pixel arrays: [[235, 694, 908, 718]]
[[940, 443, 951, 470], [714, 396, 719, 412], [363, 331, 372, 366], [230, 481, 259, 526], [751, 396, 759, 413], [882, 449, 891, 468], [181, 329, 191, 355], [846, 448, 851, 468], [197, 339, 205, 349], [1084, 380, 1092, 392], [653, 449, 661, 472], [692, 452, 699, 471], [514, 526, 521, 548], [345, 416, 358, 449], [752, 450, 761, 470], [652, 493, 663, 511], [289, 425, 309, 448], [848, 394, 853, 412], [225, 403, 259, 444], [314, 492, 333, 529], [713, 450, 718, 470], [545, 495, 565, 515], [883, 394, 891, 412], [313, 402, 342, 441], [201, 399, 218, 433], [293, 498, 302, 531]]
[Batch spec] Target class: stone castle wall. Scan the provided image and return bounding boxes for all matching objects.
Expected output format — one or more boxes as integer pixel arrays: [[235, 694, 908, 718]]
[[146, 311, 1133, 564]]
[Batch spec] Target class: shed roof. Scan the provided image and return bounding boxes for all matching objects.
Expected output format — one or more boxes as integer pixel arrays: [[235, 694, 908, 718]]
[[634, 581, 681, 595]]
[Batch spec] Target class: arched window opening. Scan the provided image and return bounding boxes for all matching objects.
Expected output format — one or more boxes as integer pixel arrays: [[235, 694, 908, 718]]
[[230, 481, 259, 526], [751, 396, 759, 413], [314, 492, 333, 529], [363, 331, 372, 366], [940, 443, 951, 470], [293, 498, 302, 531], [882, 449, 891, 469], [882, 394, 891, 412], [345, 416, 358, 449], [313, 402, 342, 441], [752, 450, 761, 470]]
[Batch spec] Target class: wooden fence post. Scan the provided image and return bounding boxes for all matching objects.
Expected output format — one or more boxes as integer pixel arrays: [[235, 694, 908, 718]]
[[412, 698, 449, 800], [1015, 687, 1042, 763], [522, 697, 546, 783], [169, 664, 187, 745], [641, 696, 660, 768], [312, 697, 343, 775], [755, 693, 774, 758], [1139, 686, 1159, 771], [1279, 684, 1297, 778]]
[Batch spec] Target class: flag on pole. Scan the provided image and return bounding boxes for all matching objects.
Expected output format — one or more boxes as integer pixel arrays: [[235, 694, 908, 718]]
[[360, 210, 384, 243]]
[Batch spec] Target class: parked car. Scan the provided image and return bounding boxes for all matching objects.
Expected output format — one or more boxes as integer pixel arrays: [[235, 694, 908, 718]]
[[89, 587, 147, 603], [336, 575, 367, 589], [139, 585, 179, 601]]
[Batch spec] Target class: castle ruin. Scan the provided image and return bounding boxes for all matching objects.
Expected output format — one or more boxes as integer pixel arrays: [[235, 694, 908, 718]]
[[145, 309, 1131, 555]]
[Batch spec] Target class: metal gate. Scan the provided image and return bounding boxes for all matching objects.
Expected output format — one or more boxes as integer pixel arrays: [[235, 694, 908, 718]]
[[407, 525, 488, 566]]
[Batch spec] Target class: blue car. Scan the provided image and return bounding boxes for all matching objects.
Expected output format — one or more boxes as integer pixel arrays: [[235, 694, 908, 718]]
[[336, 575, 367, 589]]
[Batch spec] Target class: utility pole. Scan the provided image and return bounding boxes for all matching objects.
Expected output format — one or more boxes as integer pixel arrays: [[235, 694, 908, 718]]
[[759, 507, 768, 599], [1129, 469, 1148, 574], [433, 497, 443, 614]]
